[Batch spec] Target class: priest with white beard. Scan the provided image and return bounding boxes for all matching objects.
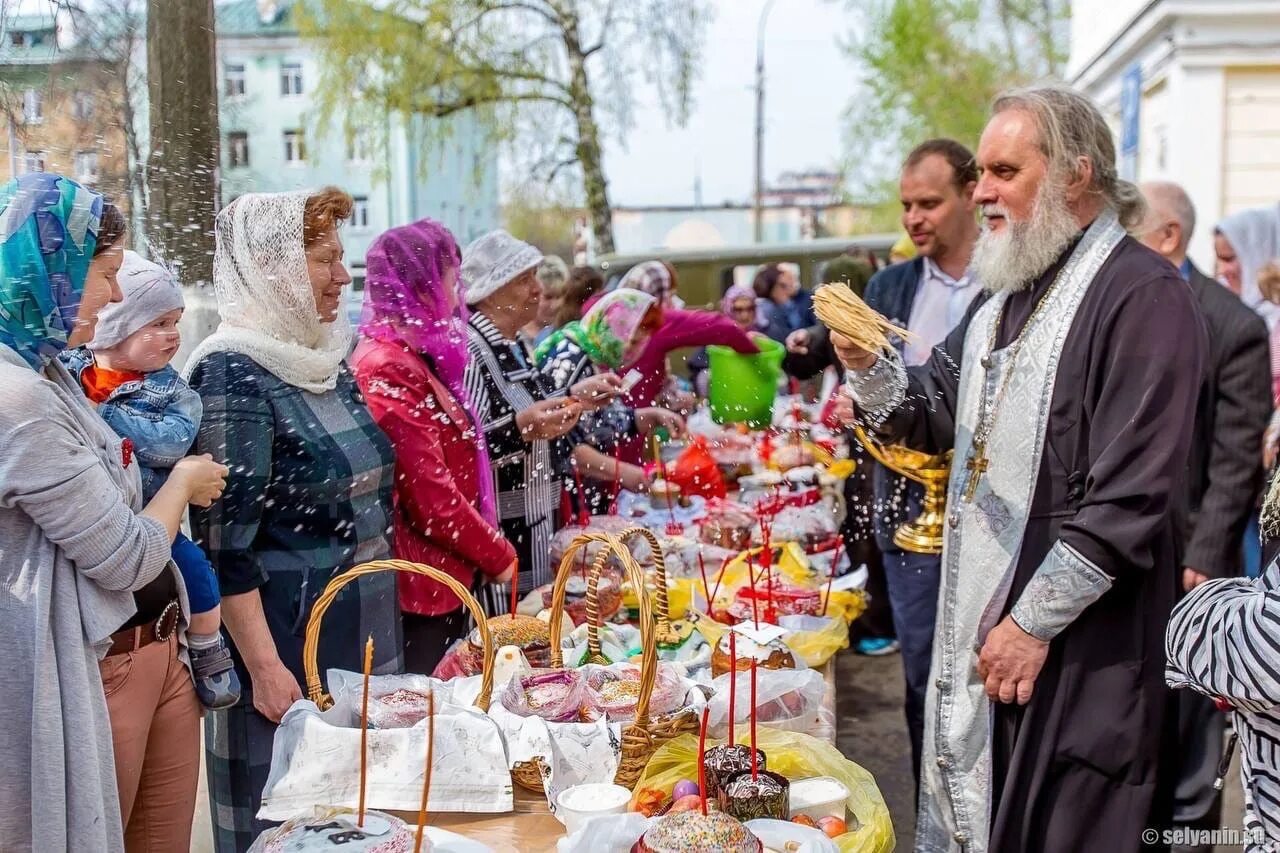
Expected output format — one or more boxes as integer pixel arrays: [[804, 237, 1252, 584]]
[[833, 85, 1205, 853]]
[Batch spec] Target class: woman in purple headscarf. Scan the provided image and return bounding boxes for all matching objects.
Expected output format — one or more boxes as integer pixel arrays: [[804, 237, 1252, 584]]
[[352, 218, 515, 673]]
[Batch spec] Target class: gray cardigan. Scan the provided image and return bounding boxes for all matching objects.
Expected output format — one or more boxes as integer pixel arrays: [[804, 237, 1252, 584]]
[[0, 343, 182, 853]]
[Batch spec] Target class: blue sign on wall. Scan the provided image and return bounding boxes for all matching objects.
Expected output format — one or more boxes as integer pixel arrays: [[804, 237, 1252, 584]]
[[1120, 63, 1142, 180]]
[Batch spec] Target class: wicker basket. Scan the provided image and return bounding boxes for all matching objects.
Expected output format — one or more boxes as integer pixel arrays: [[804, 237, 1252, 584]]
[[508, 531, 700, 793], [302, 559, 495, 713], [507, 542, 614, 792]]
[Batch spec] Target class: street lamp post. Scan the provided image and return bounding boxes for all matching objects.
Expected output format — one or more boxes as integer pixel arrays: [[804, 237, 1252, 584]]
[[753, 0, 778, 244]]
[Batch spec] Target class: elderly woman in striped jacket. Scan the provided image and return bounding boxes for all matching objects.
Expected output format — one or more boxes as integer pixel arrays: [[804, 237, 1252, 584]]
[[1167, 489, 1280, 850]]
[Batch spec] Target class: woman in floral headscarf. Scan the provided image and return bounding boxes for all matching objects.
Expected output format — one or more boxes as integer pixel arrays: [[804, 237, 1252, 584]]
[[0, 173, 225, 852], [352, 218, 516, 672], [535, 289, 685, 505]]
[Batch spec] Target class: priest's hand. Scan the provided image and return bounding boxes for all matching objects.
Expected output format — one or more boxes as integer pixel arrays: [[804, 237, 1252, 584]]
[[976, 616, 1050, 705], [829, 388, 855, 425], [830, 330, 877, 371]]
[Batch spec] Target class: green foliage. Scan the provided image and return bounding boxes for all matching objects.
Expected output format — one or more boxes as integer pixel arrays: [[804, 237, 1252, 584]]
[[502, 182, 579, 259], [841, 0, 1069, 199], [299, 0, 712, 254]]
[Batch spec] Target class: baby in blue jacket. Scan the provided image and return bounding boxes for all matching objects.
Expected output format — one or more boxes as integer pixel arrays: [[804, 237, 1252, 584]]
[[62, 251, 240, 709]]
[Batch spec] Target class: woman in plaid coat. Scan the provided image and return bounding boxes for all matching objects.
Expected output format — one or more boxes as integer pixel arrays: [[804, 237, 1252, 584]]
[[186, 188, 400, 852]]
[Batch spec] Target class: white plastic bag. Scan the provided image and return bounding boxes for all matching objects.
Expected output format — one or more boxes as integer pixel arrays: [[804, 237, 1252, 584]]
[[257, 697, 512, 821], [706, 666, 833, 742]]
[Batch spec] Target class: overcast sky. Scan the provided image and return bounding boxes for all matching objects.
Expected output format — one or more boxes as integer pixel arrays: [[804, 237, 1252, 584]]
[[601, 0, 859, 207], [7, 0, 859, 208]]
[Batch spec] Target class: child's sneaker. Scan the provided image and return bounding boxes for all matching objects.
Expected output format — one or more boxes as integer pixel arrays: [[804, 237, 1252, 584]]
[[189, 638, 241, 710]]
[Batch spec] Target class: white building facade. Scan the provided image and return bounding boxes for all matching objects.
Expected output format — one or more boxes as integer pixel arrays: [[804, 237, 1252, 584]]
[[1069, 0, 1280, 269]]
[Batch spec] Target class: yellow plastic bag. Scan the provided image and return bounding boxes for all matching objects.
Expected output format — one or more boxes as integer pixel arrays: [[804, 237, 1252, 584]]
[[631, 729, 894, 853], [692, 609, 854, 668], [821, 587, 868, 625], [621, 576, 702, 620]]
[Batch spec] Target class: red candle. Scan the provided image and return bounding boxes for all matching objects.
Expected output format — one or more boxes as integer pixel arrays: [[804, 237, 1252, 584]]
[[697, 705, 710, 816], [746, 553, 759, 627], [728, 631, 737, 747], [709, 556, 729, 609], [573, 461, 589, 526], [609, 445, 622, 515], [358, 635, 374, 826], [823, 543, 840, 617], [750, 659, 759, 780]]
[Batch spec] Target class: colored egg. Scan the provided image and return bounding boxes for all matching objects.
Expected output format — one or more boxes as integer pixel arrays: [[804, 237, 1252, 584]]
[[817, 815, 848, 838], [672, 780, 700, 800], [668, 794, 703, 813]]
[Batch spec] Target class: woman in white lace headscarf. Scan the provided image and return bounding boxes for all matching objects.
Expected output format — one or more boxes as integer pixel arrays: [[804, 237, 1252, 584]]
[[184, 188, 400, 851]]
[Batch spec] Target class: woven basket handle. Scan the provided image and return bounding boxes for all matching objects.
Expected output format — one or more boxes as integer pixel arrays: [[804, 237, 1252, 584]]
[[302, 559, 495, 712], [548, 533, 658, 730], [548, 532, 614, 668], [616, 525, 681, 645], [583, 548, 614, 663]]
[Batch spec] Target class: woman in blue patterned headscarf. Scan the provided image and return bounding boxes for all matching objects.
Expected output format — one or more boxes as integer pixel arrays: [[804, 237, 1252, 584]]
[[0, 172, 125, 366], [0, 173, 227, 852]]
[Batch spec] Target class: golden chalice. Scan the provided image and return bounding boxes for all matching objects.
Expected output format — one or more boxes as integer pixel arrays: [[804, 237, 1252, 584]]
[[851, 423, 952, 555]]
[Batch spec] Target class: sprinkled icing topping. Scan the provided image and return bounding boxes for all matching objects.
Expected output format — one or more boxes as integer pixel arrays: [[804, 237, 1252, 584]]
[[638, 809, 761, 853]]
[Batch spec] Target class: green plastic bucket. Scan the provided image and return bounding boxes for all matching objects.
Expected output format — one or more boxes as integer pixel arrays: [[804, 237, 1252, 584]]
[[707, 336, 784, 428]]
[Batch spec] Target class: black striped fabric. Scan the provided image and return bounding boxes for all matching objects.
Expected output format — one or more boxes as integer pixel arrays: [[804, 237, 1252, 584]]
[[1167, 558, 1280, 849]]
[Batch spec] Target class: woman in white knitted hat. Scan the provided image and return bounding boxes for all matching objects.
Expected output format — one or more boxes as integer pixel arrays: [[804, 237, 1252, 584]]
[[461, 229, 620, 614]]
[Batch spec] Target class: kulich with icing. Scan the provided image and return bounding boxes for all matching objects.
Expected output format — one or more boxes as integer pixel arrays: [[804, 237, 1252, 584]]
[[702, 743, 764, 800], [630, 809, 762, 853], [259, 809, 422, 852], [718, 770, 791, 822], [710, 631, 795, 678]]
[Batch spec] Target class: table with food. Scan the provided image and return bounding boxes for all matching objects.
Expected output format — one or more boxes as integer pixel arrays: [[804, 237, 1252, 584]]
[[244, 390, 895, 853]]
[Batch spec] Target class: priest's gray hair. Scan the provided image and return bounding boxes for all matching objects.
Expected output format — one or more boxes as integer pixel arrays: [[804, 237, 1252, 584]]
[[992, 85, 1148, 231]]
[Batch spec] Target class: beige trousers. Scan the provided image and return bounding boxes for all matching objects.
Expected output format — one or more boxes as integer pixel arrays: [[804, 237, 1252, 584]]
[[101, 632, 202, 853]]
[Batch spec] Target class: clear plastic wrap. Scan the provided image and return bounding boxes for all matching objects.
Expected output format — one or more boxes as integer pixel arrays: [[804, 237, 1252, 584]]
[[697, 499, 756, 550], [706, 667, 833, 742], [582, 662, 688, 722], [327, 669, 474, 729], [499, 668, 586, 723], [766, 502, 840, 552]]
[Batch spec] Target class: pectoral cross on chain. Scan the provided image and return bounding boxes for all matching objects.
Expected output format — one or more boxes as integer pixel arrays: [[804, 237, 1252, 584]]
[[963, 444, 989, 502]]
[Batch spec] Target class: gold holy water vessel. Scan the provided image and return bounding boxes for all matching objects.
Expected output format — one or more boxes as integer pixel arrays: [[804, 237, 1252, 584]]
[[851, 423, 952, 555]]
